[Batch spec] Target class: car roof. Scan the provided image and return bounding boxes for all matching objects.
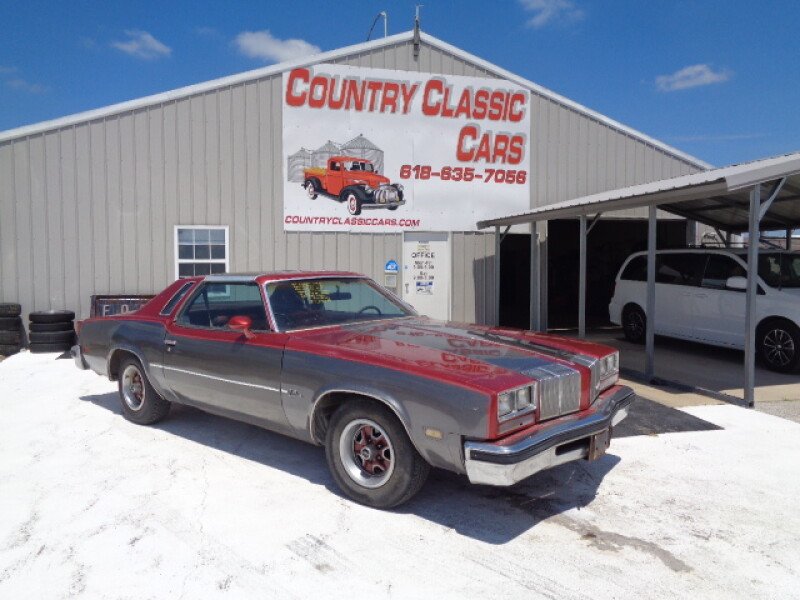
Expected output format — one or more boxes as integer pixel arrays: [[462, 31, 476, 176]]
[[628, 248, 797, 258], [201, 271, 365, 285], [330, 155, 373, 163]]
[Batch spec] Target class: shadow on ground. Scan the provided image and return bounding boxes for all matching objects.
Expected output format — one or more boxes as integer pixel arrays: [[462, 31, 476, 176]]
[[79, 390, 719, 544]]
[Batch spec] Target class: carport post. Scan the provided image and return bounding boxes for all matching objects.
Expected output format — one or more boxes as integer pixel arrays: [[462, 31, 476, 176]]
[[787, 229, 793, 250], [494, 226, 501, 326], [578, 215, 587, 338], [645, 206, 657, 381], [744, 185, 761, 408]]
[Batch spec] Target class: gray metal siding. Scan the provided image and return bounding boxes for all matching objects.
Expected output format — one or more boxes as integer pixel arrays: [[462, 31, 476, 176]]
[[0, 39, 700, 322]]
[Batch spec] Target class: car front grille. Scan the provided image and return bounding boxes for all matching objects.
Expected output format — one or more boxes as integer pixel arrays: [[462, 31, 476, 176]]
[[523, 363, 582, 421], [375, 185, 399, 204]]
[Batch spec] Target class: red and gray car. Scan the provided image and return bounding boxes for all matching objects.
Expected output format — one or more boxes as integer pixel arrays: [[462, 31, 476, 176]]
[[73, 272, 633, 508]]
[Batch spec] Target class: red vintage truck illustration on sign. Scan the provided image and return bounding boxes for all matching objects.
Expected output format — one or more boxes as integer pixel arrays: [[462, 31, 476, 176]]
[[303, 156, 405, 216]]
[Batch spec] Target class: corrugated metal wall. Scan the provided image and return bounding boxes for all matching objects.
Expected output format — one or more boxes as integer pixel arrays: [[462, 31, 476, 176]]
[[0, 38, 701, 322]]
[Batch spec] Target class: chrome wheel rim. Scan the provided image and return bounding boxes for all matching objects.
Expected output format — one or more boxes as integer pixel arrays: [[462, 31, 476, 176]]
[[339, 418, 395, 489], [306, 182, 316, 198], [763, 328, 795, 367], [626, 311, 645, 338], [347, 194, 358, 214], [121, 364, 145, 411]]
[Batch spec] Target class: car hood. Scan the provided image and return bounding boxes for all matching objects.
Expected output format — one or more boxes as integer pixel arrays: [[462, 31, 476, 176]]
[[352, 172, 390, 186], [286, 317, 615, 395]]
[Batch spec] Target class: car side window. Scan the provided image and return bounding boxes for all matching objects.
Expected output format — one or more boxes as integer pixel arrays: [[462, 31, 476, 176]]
[[330, 162, 340, 171], [656, 253, 706, 286], [702, 255, 746, 290], [176, 283, 269, 330]]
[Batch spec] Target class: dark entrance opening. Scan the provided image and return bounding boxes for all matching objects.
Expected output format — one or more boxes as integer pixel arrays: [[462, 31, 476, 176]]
[[498, 219, 688, 330]]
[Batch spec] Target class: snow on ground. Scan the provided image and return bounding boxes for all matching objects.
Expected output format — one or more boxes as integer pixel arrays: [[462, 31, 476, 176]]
[[1, 351, 799, 599]]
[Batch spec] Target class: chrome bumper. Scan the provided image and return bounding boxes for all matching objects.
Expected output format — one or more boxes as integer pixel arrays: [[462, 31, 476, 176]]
[[71, 344, 88, 370], [464, 385, 634, 486]]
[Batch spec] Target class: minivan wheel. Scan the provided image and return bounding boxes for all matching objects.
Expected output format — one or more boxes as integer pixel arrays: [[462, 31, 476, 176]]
[[622, 305, 646, 344], [757, 320, 800, 373], [325, 399, 429, 508]]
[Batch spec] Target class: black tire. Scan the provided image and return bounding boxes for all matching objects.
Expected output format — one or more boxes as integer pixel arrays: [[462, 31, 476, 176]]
[[304, 179, 319, 200], [117, 356, 171, 425], [325, 399, 429, 508], [0, 331, 21, 345], [622, 304, 646, 344], [387, 205, 399, 211], [0, 316, 22, 330], [29, 330, 75, 344], [343, 190, 363, 216], [29, 321, 74, 333], [0, 303, 21, 317], [29, 310, 75, 324], [757, 319, 800, 373], [29, 342, 72, 354], [0, 344, 20, 356]]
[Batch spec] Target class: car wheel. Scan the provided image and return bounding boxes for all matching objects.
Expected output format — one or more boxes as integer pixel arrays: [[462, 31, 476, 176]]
[[29, 310, 75, 324], [757, 320, 800, 373], [325, 399, 429, 508], [118, 357, 171, 425], [346, 192, 362, 216], [622, 305, 646, 344], [387, 205, 399, 211], [305, 180, 318, 200]]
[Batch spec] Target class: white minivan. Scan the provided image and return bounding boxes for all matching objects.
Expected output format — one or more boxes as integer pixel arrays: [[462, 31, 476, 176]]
[[609, 249, 800, 373]]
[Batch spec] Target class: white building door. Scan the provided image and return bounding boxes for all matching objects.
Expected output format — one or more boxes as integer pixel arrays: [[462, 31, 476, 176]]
[[402, 232, 451, 321]]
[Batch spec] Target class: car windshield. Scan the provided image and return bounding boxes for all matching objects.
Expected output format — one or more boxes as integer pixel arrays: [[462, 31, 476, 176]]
[[266, 278, 413, 331], [758, 253, 800, 288], [347, 161, 374, 172]]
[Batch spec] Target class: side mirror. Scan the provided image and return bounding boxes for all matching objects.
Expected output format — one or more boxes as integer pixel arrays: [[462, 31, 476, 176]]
[[228, 315, 255, 339], [726, 276, 747, 291]]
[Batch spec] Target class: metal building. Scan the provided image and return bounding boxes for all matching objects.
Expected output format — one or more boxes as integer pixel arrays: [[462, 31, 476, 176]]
[[0, 30, 708, 322], [341, 135, 384, 174]]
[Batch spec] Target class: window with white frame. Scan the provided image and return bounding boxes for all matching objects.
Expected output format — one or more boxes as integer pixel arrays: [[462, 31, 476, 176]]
[[175, 226, 229, 278]]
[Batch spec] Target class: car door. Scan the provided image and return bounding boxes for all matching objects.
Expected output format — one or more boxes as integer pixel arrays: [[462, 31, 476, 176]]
[[695, 253, 748, 347], [653, 253, 707, 338], [162, 281, 292, 433], [327, 160, 344, 195]]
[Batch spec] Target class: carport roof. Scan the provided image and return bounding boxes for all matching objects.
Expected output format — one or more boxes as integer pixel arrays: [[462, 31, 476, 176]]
[[478, 152, 800, 233]]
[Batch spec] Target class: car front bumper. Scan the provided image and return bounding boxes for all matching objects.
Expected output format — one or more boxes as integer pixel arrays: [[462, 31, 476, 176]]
[[464, 385, 634, 486]]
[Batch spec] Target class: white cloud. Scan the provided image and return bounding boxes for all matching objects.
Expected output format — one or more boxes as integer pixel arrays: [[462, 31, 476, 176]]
[[6, 78, 48, 94], [111, 30, 171, 60], [234, 30, 320, 63], [520, 0, 585, 28], [655, 64, 731, 92]]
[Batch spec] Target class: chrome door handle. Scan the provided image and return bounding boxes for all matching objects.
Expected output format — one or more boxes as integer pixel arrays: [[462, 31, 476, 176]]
[[164, 339, 177, 347]]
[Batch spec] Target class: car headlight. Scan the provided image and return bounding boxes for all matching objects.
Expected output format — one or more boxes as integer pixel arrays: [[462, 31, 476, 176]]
[[595, 351, 619, 392], [498, 384, 537, 422], [363, 185, 373, 193]]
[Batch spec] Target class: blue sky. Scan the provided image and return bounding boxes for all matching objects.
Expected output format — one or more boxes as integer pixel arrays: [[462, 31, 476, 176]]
[[1, 0, 798, 167]]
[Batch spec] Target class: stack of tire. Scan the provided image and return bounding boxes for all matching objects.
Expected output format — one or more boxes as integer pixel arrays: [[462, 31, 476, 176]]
[[0, 303, 23, 357], [28, 310, 76, 354]]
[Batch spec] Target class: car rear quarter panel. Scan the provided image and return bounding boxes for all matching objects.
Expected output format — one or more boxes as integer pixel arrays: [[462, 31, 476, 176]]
[[80, 318, 169, 395], [281, 350, 490, 474]]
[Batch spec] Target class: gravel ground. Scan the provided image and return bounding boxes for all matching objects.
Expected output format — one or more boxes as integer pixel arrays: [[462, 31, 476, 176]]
[[756, 399, 800, 424], [1, 351, 799, 599]]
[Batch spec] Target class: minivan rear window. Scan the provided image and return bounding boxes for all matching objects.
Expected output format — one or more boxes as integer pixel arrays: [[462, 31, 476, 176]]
[[620, 253, 706, 286]]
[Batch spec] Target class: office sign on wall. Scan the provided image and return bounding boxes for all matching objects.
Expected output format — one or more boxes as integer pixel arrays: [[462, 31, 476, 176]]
[[283, 63, 531, 232]]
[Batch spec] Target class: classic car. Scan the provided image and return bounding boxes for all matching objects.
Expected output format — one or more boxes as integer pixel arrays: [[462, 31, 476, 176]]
[[303, 156, 405, 216], [73, 272, 633, 508]]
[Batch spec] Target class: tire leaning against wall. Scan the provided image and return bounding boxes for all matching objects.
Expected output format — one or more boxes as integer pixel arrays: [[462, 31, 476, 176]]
[[0, 316, 22, 331], [0, 331, 22, 345], [0, 343, 21, 356], [29, 310, 75, 324], [29, 321, 74, 333], [29, 330, 76, 345], [29, 342, 73, 354], [0, 303, 21, 317]]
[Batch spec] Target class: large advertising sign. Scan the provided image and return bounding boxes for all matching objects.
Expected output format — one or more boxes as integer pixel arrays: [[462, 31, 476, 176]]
[[283, 64, 531, 232]]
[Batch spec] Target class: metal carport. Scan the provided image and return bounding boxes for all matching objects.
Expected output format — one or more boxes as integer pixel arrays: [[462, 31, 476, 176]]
[[478, 152, 800, 406]]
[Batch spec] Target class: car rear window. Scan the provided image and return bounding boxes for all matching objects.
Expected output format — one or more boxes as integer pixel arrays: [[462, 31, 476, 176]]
[[160, 281, 195, 316]]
